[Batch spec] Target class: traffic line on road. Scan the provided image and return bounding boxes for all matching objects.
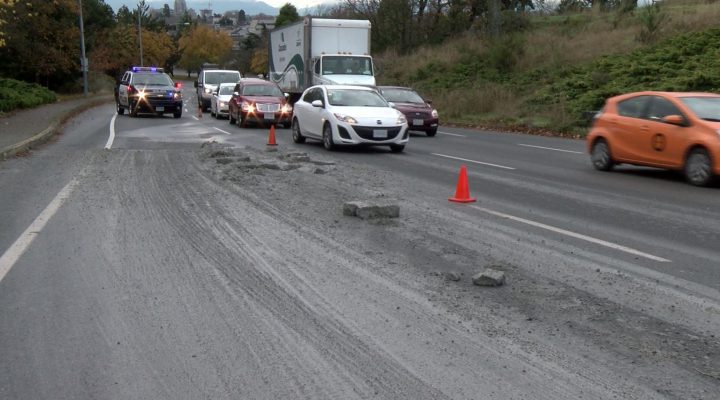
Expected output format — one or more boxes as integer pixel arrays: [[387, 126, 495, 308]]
[[432, 153, 515, 170], [0, 178, 82, 284], [470, 205, 671, 263], [439, 131, 466, 137], [105, 113, 117, 149], [518, 144, 583, 154], [213, 127, 232, 135], [192, 116, 199, 121]]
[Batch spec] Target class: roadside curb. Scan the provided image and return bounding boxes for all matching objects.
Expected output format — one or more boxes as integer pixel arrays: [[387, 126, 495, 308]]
[[0, 95, 113, 160]]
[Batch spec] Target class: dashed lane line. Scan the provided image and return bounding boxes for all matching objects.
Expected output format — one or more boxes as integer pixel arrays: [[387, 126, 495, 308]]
[[439, 131, 466, 137], [431, 153, 515, 170], [470, 205, 671, 263], [518, 143, 583, 154], [213, 127, 232, 135]]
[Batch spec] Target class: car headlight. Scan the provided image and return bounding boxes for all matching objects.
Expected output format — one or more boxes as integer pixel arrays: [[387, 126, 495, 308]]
[[333, 113, 357, 124], [431, 109, 438, 118], [138, 91, 146, 100], [281, 104, 293, 114], [396, 114, 407, 124], [204, 87, 213, 94], [219, 101, 226, 107], [241, 102, 255, 113], [173, 92, 182, 100]]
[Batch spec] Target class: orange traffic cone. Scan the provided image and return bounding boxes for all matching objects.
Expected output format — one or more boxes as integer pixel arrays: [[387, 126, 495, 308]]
[[267, 124, 278, 146], [448, 165, 477, 203]]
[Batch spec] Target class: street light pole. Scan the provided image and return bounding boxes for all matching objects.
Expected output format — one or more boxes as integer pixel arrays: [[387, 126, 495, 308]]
[[78, 0, 88, 96], [138, 3, 144, 66]]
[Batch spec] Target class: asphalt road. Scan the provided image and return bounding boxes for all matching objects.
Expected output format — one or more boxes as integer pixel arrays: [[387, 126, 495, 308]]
[[1, 87, 718, 399]]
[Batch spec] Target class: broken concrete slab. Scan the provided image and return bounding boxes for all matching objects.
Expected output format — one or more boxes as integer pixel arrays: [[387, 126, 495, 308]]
[[343, 200, 399, 219], [472, 268, 506, 286]]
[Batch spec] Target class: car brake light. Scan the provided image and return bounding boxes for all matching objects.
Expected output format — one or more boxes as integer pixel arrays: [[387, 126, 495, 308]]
[[174, 82, 182, 89], [127, 85, 136, 94]]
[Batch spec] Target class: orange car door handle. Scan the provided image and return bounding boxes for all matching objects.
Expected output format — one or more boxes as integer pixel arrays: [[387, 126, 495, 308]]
[[640, 126, 649, 131]]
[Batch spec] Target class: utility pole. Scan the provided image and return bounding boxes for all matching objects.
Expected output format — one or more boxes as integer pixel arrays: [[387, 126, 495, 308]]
[[138, 2, 144, 66], [78, 0, 88, 96]]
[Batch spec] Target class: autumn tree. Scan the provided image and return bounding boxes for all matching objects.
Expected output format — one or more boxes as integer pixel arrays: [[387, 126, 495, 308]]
[[0, 0, 80, 87], [177, 25, 233, 73]]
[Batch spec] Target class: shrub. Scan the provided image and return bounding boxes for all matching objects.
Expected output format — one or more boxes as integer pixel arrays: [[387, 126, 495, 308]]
[[0, 78, 57, 112]]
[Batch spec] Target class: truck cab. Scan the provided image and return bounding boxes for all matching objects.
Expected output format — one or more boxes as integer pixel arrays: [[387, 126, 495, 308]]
[[312, 55, 376, 87]]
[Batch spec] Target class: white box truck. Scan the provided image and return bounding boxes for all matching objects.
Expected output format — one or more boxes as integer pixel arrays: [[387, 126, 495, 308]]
[[269, 17, 375, 101]]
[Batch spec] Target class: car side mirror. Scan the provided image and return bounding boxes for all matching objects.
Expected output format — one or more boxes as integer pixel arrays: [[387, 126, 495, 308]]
[[425, 99, 433, 105], [284, 92, 289, 99], [233, 92, 239, 96], [662, 115, 686, 126], [388, 102, 396, 108], [194, 80, 198, 88], [311, 99, 324, 108]]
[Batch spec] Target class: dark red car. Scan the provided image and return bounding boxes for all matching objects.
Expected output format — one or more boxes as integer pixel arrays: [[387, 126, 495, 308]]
[[377, 86, 439, 136], [228, 78, 293, 128]]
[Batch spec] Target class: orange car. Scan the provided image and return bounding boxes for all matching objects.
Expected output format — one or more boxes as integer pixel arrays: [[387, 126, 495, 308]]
[[587, 91, 720, 186]]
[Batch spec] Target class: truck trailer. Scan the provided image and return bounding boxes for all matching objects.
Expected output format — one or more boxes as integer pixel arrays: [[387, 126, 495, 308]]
[[269, 18, 375, 101]]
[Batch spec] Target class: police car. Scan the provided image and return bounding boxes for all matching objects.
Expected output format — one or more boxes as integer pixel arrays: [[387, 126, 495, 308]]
[[116, 67, 183, 118]]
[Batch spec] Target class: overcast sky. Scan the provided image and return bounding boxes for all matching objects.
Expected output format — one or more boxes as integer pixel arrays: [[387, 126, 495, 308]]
[[104, 0, 328, 11]]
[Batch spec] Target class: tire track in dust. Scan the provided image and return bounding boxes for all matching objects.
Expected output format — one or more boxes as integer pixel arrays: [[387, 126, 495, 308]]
[[134, 150, 450, 399]]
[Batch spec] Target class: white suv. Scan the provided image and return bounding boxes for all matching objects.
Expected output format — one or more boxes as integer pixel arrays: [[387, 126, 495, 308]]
[[195, 69, 241, 111]]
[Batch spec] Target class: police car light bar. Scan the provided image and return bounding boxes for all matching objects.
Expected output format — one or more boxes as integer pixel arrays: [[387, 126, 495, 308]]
[[132, 66, 164, 73]]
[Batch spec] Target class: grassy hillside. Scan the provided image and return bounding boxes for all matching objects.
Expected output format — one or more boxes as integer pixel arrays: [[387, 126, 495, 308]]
[[376, 0, 720, 136]]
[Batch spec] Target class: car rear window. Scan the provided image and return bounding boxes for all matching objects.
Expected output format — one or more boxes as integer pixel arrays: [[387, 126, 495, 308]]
[[205, 71, 241, 85], [617, 96, 650, 118]]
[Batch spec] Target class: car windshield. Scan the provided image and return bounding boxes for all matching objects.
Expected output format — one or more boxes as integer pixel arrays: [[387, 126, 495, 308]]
[[327, 89, 388, 107], [242, 84, 283, 97], [218, 86, 234, 95], [381, 88, 425, 104], [322, 56, 373, 76], [205, 71, 241, 85], [679, 97, 720, 121], [132, 73, 173, 86]]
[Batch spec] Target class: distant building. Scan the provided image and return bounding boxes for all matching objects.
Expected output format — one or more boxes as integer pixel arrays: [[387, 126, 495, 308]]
[[174, 0, 187, 16]]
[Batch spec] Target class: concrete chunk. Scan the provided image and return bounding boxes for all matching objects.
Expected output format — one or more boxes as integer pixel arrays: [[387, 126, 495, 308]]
[[472, 268, 506, 286], [343, 200, 399, 219]]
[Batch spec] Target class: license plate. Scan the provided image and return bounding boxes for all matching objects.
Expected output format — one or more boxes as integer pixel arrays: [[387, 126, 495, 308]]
[[413, 119, 424, 126], [264, 113, 274, 120], [155, 106, 164, 112], [373, 129, 388, 139]]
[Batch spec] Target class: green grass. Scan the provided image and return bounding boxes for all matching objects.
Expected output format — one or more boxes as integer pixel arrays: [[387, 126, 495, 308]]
[[0, 78, 57, 113], [376, 1, 720, 134]]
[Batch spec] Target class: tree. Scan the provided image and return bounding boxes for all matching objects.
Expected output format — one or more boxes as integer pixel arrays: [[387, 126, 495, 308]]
[[275, 3, 300, 28], [0, 0, 16, 48], [177, 25, 233, 73], [0, 0, 80, 87]]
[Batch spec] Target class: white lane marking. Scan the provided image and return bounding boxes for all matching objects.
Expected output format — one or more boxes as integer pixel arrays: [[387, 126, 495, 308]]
[[0, 178, 82, 284], [432, 153, 515, 170], [519, 144, 583, 154], [192, 116, 199, 121], [105, 114, 117, 149], [439, 131, 465, 137], [471, 205, 671, 263], [213, 127, 231, 135]]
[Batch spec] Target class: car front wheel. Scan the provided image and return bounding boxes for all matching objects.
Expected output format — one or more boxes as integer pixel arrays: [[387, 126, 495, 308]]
[[292, 118, 306, 143], [229, 109, 236, 124], [322, 123, 335, 151], [685, 148, 714, 186], [116, 101, 124, 115], [591, 139, 613, 171], [427, 127, 437, 137]]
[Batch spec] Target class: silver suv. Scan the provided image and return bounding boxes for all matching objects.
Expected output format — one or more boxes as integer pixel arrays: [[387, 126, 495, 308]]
[[195, 69, 241, 111]]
